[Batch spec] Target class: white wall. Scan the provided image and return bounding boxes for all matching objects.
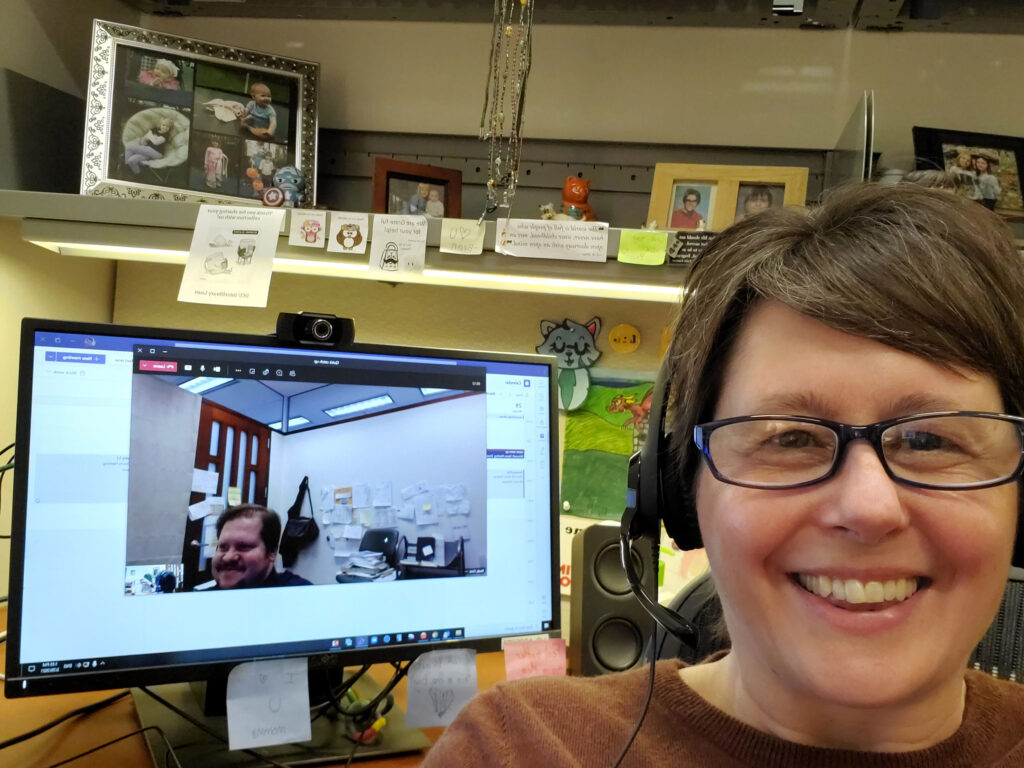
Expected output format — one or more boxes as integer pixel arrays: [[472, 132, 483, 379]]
[[2, 0, 137, 97], [142, 15, 1024, 166], [266, 394, 488, 585]]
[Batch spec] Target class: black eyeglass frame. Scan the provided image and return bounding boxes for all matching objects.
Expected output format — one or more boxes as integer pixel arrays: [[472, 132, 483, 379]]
[[692, 410, 1024, 491]]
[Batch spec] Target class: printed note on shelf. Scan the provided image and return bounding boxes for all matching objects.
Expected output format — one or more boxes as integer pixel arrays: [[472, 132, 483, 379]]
[[226, 657, 311, 750], [405, 649, 478, 728], [368, 214, 427, 274], [179, 205, 284, 308], [191, 468, 220, 495], [439, 219, 486, 255], [503, 638, 567, 681], [495, 218, 608, 262], [287, 209, 327, 248], [327, 211, 369, 255], [617, 229, 668, 266]]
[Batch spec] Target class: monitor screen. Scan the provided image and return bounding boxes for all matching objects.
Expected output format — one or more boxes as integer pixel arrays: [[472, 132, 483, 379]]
[[5, 318, 558, 697]]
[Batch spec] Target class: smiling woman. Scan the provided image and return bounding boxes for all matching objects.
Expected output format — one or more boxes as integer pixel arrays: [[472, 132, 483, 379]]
[[422, 183, 1024, 767]]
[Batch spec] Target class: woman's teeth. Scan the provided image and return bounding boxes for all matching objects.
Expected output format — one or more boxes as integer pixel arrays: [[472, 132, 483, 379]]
[[796, 574, 919, 604]]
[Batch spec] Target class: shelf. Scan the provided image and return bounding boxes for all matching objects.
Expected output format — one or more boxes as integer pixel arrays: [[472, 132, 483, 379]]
[[0, 191, 685, 303]]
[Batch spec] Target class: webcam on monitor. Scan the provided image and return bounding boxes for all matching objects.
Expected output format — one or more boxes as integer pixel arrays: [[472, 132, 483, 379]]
[[276, 311, 355, 348]]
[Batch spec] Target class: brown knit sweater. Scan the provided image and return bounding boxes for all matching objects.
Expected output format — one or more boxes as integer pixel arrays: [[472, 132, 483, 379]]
[[421, 661, 1024, 767]]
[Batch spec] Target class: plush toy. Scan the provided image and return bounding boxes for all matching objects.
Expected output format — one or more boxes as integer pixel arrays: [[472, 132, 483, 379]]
[[267, 165, 307, 208], [562, 176, 596, 221]]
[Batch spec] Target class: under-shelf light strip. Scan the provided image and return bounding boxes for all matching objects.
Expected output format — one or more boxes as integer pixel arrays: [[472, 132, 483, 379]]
[[29, 240, 683, 302]]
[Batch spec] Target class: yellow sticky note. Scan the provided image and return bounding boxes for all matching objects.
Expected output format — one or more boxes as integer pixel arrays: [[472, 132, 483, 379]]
[[617, 229, 668, 266], [440, 219, 486, 255], [228, 486, 241, 506]]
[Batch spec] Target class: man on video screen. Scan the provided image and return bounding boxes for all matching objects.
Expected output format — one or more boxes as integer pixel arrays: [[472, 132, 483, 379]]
[[210, 504, 312, 589]]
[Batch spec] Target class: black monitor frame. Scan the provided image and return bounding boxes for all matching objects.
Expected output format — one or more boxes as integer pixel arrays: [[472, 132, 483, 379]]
[[5, 317, 560, 698]]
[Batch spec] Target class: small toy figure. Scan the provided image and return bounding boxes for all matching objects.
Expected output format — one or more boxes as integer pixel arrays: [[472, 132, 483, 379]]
[[139, 58, 180, 90], [561, 176, 596, 221], [268, 166, 307, 208]]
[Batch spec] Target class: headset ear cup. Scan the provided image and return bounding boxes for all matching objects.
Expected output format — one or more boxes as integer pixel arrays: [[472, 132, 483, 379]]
[[640, 360, 704, 551]]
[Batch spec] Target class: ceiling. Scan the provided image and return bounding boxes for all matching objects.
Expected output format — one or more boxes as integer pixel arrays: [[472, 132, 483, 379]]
[[127, 0, 1024, 33], [156, 375, 463, 434]]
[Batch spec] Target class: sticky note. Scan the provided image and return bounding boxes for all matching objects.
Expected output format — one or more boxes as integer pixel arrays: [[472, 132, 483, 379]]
[[226, 658, 311, 750], [617, 229, 668, 266], [188, 500, 211, 521], [503, 638, 567, 681], [405, 649, 478, 728], [440, 218, 486, 255], [227, 486, 242, 506]]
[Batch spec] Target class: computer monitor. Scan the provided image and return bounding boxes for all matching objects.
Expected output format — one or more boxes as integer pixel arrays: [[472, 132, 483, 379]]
[[4, 318, 558, 700]]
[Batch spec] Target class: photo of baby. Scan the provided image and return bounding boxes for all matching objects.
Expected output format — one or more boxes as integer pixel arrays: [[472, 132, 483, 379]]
[[139, 58, 181, 90], [240, 82, 277, 138]]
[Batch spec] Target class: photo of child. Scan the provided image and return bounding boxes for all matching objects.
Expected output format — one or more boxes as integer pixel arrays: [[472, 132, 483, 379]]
[[240, 82, 277, 138], [669, 183, 714, 230], [124, 117, 173, 173], [139, 58, 181, 90], [204, 140, 228, 188], [426, 187, 445, 217], [239, 140, 290, 198], [734, 184, 784, 222]]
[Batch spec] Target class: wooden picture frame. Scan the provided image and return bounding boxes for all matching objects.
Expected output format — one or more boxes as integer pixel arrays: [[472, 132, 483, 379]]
[[81, 19, 319, 205], [372, 157, 462, 218], [647, 164, 809, 231], [913, 126, 1024, 220]]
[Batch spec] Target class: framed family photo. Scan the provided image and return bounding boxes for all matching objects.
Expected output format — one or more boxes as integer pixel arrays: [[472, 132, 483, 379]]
[[81, 20, 319, 205], [372, 157, 462, 218], [912, 127, 1024, 220], [647, 163, 809, 231]]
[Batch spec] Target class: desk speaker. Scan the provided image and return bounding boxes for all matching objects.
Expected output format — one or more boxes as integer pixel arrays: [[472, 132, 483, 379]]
[[569, 524, 655, 676]]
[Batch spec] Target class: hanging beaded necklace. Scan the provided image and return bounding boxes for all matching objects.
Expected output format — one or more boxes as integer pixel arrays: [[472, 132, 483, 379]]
[[479, 0, 534, 219]]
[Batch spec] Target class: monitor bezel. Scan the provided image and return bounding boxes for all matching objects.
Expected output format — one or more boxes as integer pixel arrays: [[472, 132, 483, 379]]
[[5, 316, 560, 697]]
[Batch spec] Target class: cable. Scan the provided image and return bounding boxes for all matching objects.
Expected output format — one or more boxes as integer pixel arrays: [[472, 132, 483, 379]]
[[610, 615, 659, 768], [0, 690, 130, 751], [0, 442, 14, 458], [343, 733, 361, 768], [137, 686, 292, 768], [45, 725, 182, 768]]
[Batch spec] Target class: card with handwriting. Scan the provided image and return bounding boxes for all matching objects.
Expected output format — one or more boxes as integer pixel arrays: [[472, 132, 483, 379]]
[[226, 658, 311, 750], [440, 218, 486, 255], [405, 649, 478, 727]]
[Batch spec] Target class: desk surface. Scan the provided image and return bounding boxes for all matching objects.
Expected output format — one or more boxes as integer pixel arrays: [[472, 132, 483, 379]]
[[1, 607, 508, 767]]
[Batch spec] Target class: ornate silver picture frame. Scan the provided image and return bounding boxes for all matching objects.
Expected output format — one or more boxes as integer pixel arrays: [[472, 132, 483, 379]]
[[82, 20, 319, 205]]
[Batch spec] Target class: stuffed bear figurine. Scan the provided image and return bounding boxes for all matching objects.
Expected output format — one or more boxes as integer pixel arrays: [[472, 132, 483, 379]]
[[562, 176, 596, 221]]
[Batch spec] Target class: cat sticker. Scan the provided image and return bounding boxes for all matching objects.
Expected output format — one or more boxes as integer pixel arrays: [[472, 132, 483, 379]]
[[536, 317, 601, 410]]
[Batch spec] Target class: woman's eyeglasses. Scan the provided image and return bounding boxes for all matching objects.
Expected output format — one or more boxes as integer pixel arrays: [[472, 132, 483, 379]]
[[693, 411, 1024, 490]]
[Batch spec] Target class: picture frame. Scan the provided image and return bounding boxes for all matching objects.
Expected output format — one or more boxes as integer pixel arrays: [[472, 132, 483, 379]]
[[912, 126, 1024, 220], [372, 157, 462, 218], [81, 19, 319, 205], [647, 163, 809, 231]]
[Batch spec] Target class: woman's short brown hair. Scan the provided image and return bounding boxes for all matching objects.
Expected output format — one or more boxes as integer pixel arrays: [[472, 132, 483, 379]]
[[666, 182, 1024, 505]]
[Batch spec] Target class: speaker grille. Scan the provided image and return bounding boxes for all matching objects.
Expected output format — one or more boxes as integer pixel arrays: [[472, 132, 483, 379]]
[[594, 542, 643, 596], [592, 618, 644, 671]]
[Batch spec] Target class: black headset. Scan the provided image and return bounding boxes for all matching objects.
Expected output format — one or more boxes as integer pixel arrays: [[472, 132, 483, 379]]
[[619, 359, 702, 647]]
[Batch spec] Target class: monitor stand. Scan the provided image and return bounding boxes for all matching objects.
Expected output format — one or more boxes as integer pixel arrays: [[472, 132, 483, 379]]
[[131, 674, 432, 766]]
